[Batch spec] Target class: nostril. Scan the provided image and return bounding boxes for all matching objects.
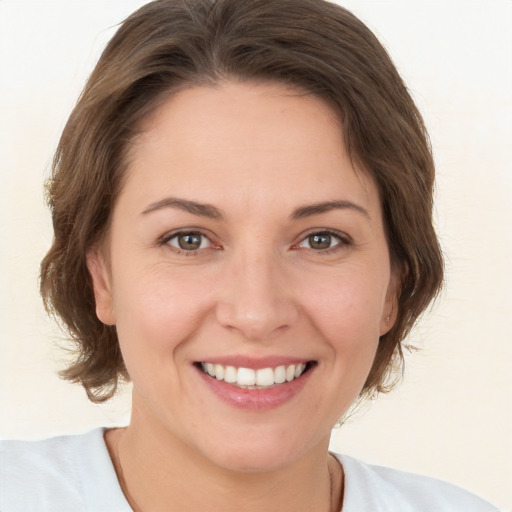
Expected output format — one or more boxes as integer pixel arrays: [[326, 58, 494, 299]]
[[215, 299, 299, 342]]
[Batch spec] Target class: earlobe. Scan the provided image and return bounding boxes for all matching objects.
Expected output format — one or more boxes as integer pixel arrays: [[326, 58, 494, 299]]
[[86, 250, 116, 326], [380, 309, 396, 336], [379, 274, 399, 335]]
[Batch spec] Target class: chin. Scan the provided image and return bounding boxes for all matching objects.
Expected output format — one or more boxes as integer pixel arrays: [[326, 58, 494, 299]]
[[207, 444, 298, 473], [192, 423, 328, 474]]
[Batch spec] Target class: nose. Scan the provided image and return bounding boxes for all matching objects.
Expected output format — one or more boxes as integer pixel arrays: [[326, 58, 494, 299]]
[[215, 248, 300, 342]]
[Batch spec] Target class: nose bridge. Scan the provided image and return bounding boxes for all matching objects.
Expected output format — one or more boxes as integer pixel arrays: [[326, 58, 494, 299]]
[[216, 241, 298, 340]]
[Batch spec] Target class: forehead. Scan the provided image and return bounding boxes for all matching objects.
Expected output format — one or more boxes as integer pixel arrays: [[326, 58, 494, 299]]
[[122, 81, 379, 217]]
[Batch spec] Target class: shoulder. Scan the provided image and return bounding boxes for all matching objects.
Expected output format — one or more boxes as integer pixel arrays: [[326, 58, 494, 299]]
[[0, 429, 90, 511], [0, 428, 128, 512], [334, 453, 500, 512]]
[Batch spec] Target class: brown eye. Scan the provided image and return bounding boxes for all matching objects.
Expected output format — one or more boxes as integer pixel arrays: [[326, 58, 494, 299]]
[[167, 232, 210, 251], [298, 231, 345, 251], [308, 233, 332, 250]]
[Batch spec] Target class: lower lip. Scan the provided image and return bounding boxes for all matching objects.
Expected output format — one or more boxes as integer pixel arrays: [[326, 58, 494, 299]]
[[196, 366, 313, 411]]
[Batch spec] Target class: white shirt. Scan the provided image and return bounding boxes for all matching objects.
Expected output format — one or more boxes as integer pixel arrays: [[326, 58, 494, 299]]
[[0, 428, 500, 511]]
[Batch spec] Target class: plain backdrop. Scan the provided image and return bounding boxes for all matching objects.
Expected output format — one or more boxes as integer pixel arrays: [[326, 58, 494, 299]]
[[0, 1, 510, 509]]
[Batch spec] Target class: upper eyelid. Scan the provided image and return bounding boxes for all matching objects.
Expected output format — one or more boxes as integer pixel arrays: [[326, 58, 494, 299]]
[[160, 228, 215, 244], [295, 228, 352, 243], [160, 230, 218, 255], [157, 227, 352, 249]]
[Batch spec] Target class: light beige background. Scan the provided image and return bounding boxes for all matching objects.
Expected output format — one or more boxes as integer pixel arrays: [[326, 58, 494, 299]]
[[0, 1, 510, 509]]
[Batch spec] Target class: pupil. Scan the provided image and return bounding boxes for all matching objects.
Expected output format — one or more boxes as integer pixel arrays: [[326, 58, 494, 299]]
[[310, 233, 331, 249], [179, 233, 201, 250]]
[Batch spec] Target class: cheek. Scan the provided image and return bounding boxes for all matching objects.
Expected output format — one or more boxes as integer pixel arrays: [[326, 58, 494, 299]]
[[111, 269, 217, 401], [111, 263, 213, 356], [294, 274, 383, 415], [299, 266, 387, 344]]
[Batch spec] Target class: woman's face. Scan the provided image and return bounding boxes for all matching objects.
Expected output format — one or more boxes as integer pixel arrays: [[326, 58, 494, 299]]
[[90, 81, 395, 471]]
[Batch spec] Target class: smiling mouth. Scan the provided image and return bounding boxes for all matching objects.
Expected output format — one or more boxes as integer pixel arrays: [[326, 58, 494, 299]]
[[196, 361, 315, 389]]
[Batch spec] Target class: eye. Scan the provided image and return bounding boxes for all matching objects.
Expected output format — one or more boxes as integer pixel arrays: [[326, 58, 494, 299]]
[[298, 231, 347, 251], [166, 231, 211, 251]]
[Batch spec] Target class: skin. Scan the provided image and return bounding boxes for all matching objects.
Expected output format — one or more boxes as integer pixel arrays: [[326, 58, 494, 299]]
[[89, 81, 396, 511]]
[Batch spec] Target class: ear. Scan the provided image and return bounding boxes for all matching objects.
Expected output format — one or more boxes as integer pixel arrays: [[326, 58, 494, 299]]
[[86, 249, 116, 326], [379, 272, 399, 336]]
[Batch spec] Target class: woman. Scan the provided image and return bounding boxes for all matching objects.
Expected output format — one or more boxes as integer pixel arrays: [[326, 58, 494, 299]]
[[0, 0, 500, 510]]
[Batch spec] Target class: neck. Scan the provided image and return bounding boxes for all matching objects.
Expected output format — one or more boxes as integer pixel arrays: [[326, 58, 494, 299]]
[[106, 406, 343, 512]]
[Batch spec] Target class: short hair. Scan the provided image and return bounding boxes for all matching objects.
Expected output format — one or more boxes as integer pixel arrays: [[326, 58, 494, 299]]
[[40, 0, 443, 403]]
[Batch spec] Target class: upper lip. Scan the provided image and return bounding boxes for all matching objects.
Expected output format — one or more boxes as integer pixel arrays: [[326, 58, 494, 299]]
[[195, 355, 313, 370]]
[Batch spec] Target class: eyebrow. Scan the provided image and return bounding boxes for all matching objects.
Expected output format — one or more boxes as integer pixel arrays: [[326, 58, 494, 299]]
[[141, 197, 369, 221], [141, 197, 223, 219], [291, 200, 370, 220]]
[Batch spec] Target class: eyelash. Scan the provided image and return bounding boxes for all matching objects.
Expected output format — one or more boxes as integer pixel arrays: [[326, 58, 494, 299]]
[[160, 230, 216, 256], [294, 229, 352, 254], [159, 229, 352, 256]]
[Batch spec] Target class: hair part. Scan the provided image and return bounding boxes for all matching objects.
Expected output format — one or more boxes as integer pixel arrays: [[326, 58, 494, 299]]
[[40, 0, 443, 403]]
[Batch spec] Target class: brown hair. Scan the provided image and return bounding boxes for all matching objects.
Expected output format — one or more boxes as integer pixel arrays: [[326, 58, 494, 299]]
[[40, 0, 443, 403]]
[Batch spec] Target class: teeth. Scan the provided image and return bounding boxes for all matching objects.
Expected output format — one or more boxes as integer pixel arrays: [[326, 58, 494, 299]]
[[224, 365, 237, 383], [274, 365, 286, 384], [294, 363, 305, 378], [256, 367, 274, 386], [214, 364, 224, 380], [206, 363, 216, 377], [200, 362, 308, 388], [237, 367, 256, 386]]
